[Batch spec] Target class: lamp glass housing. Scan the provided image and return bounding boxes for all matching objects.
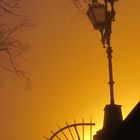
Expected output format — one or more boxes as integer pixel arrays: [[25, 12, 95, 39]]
[[87, 3, 106, 30]]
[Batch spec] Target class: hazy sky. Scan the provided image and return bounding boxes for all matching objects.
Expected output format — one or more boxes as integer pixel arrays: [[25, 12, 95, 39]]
[[1, 0, 140, 140]]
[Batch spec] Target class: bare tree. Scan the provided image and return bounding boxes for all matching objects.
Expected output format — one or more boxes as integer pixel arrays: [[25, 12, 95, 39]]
[[72, 0, 91, 14], [0, 0, 31, 80]]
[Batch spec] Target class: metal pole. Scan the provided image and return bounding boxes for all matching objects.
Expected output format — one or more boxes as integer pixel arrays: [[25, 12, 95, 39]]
[[106, 46, 115, 105], [104, 2, 116, 105]]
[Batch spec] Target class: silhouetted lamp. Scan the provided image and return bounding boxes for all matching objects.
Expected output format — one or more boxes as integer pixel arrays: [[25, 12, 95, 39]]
[[87, 2, 105, 30], [87, 1, 123, 139]]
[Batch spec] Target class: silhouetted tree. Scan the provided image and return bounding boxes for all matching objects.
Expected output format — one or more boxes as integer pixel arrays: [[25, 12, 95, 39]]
[[73, 0, 90, 13], [0, 0, 31, 79]]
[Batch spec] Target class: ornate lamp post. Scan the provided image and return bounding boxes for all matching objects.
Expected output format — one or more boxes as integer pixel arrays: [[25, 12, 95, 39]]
[[87, 0, 123, 139], [87, 0, 118, 105]]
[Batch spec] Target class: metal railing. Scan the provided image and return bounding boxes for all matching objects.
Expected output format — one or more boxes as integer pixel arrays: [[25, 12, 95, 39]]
[[44, 119, 95, 140]]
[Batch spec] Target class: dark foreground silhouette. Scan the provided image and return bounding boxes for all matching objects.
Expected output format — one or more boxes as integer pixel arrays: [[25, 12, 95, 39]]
[[94, 101, 140, 140]]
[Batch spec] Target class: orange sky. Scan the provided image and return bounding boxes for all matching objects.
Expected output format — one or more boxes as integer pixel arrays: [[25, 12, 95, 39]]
[[0, 0, 140, 140]]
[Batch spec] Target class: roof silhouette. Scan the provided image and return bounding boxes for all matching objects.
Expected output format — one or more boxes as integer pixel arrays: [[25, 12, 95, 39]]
[[111, 101, 140, 140]]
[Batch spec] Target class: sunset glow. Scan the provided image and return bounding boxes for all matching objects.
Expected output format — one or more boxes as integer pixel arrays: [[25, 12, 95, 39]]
[[0, 1, 140, 140]]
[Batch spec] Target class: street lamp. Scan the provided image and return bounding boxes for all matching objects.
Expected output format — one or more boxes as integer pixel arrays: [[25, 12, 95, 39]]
[[87, 0, 119, 105], [87, 1, 123, 136]]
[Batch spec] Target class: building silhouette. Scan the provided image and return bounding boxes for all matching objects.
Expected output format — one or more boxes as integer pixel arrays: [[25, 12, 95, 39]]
[[112, 101, 140, 140], [94, 101, 140, 140]]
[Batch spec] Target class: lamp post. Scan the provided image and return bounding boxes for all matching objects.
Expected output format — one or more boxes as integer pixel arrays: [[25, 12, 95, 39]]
[[87, 1, 123, 137], [87, 0, 118, 105]]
